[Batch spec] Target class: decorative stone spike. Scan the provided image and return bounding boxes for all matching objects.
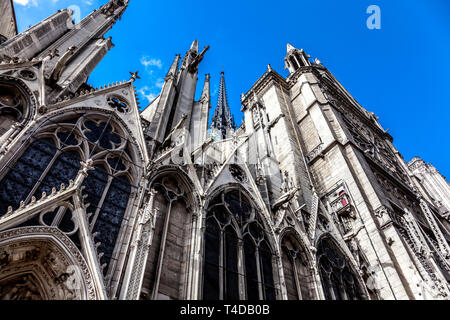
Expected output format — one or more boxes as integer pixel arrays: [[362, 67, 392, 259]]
[[20, 201, 25, 209], [31, 196, 36, 204], [98, 252, 104, 259], [69, 180, 74, 187], [95, 242, 101, 249], [41, 192, 47, 200], [60, 183, 66, 191], [7, 206, 13, 214], [100, 263, 107, 272], [87, 212, 93, 219], [51, 187, 57, 195], [92, 232, 98, 239]]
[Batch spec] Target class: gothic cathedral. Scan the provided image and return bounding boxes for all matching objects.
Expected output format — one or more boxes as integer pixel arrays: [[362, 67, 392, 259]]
[[0, 0, 449, 300]]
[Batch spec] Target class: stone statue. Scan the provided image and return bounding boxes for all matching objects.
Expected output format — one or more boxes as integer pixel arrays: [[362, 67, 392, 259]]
[[1, 275, 42, 300]]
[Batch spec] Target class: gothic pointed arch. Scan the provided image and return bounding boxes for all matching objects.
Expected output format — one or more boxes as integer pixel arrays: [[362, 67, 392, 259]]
[[0, 109, 145, 282], [202, 186, 278, 301], [140, 167, 198, 300], [0, 75, 37, 137], [279, 229, 316, 300], [316, 235, 367, 300], [0, 227, 100, 300]]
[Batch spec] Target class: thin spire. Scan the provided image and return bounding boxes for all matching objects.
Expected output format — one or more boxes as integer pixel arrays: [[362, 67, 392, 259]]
[[210, 70, 236, 140], [190, 39, 199, 52], [287, 43, 295, 53], [166, 54, 180, 79], [201, 73, 211, 102]]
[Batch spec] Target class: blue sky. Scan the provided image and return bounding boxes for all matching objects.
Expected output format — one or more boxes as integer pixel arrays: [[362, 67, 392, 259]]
[[13, 0, 450, 178]]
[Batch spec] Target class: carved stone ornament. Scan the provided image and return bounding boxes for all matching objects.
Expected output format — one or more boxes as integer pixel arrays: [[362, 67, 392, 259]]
[[229, 164, 247, 183], [0, 227, 98, 300]]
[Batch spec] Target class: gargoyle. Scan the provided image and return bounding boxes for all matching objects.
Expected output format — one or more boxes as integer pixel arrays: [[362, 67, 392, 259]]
[[188, 46, 210, 73]]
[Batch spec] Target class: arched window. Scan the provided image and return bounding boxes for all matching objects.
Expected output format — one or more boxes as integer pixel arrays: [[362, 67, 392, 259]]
[[281, 234, 314, 300], [289, 56, 300, 71], [140, 175, 192, 300], [0, 136, 80, 215], [203, 189, 276, 300], [317, 238, 365, 300], [0, 81, 30, 136], [0, 114, 137, 276]]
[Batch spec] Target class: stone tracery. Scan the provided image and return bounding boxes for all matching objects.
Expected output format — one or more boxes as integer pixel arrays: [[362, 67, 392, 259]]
[[203, 188, 277, 300]]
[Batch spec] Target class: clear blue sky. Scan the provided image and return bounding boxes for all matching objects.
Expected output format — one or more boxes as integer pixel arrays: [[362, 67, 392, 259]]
[[13, 0, 450, 179]]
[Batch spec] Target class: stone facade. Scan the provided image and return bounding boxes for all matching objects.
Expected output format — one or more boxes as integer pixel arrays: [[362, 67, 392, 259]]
[[0, 0, 17, 43], [409, 157, 450, 220], [0, 1, 448, 300]]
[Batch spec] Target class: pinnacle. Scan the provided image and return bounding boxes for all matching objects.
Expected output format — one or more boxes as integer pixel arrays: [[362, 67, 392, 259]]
[[287, 43, 295, 53], [190, 39, 199, 52]]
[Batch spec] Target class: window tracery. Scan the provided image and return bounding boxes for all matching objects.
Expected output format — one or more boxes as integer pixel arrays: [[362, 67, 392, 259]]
[[0, 113, 139, 276], [317, 238, 364, 300], [140, 175, 191, 300], [0, 81, 28, 135], [281, 234, 314, 300], [107, 96, 129, 113], [18, 70, 37, 81], [203, 189, 276, 300]]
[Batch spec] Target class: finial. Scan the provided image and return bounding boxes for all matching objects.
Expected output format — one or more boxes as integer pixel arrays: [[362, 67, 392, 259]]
[[129, 71, 141, 82], [267, 64, 272, 71], [46, 48, 60, 59], [287, 43, 295, 53], [190, 39, 199, 52], [315, 58, 322, 65]]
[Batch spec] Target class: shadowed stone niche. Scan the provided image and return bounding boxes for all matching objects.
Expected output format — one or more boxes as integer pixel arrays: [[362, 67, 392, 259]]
[[0, 227, 98, 300], [0, 81, 28, 136], [0, 273, 45, 300]]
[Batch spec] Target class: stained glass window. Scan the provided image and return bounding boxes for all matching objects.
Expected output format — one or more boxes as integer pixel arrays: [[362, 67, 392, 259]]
[[281, 235, 314, 300], [0, 138, 56, 215], [317, 238, 364, 300], [203, 189, 276, 300], [0, 116, 135, 278]]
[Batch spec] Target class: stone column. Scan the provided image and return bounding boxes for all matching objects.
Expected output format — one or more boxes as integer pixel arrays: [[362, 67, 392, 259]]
[[121, 188, 157, 300]]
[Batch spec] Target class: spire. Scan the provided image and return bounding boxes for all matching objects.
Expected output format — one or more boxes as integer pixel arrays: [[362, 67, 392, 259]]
[[190, 39, 199, 52], [286, 43, 295, 54], [201, 73, 211, 102], [165, 54, 180, 81], [284, 42, 311, 73], [210, 71, 236, 140]]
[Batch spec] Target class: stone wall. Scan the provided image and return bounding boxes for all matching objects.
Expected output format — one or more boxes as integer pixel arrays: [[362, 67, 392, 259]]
[[0, 0, 17, 40]]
